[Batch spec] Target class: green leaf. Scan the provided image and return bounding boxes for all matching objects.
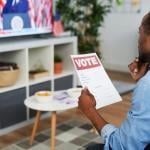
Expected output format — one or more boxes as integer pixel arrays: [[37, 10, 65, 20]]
[[56, 0, 112, 58]]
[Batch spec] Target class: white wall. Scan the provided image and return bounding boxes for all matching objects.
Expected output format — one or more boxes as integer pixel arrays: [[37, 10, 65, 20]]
[[100, 0, 150, 72]]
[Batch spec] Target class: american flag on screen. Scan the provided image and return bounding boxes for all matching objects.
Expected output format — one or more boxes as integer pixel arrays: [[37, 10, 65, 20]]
[[28, 0, 35, 28], [33, 0, 52, 28], [0, 0, 5, 11], [0, 0, 5, 29]]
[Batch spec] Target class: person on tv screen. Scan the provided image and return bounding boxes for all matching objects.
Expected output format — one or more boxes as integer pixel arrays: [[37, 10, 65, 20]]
[[1, 0, 31, 30], [2, 0, 29, 14]]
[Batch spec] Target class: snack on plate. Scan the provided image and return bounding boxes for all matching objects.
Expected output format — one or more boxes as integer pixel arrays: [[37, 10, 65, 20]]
[[35, 91, 53, 103]]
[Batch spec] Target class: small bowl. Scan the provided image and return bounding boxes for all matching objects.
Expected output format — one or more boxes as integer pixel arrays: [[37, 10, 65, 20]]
[[67, 88, 82, 99], [35, 91, 53, 103]]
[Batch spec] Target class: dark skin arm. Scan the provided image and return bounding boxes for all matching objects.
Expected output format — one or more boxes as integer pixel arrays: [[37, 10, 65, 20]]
[[78, 89, 107, 132], [78, 60, 149, 133]]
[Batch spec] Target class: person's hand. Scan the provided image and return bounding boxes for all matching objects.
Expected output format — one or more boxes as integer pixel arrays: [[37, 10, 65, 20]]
[[78, 88, 107, 131], [78, 88, 96, 116], [128, 57, 149, 81]]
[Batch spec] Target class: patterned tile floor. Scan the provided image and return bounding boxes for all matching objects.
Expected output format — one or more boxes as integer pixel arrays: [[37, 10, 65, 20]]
[[1, 119, 104, 150]]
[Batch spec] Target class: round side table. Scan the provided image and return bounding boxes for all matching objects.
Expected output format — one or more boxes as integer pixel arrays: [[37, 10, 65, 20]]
[[24, 91, 78, 150]]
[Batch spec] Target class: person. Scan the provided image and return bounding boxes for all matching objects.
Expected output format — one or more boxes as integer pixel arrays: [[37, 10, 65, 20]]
[[2, 0, 29, 14], [78, 11, 150, 150]]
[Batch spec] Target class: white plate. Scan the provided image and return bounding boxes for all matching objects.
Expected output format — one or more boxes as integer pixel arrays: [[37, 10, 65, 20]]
[[67, 88, 82, 99], [33, 96, 53, 104]]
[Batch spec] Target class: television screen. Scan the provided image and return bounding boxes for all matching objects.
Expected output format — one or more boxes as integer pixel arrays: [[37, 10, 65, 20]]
[[0, 0, 53, 38]]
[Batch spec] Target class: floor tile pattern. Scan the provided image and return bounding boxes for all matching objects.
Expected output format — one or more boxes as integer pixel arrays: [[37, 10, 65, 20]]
[[1, 119, 104, 150]]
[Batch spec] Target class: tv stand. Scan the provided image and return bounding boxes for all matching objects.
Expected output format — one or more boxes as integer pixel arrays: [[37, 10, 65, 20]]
[[0, 36, 77, 135], [32, 33, 54, 39]]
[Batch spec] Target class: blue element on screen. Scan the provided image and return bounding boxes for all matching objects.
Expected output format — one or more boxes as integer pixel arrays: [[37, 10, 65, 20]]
[[2, 0, 29, 14], [54, 12, 61, 21], [3, 13, 31, 30]]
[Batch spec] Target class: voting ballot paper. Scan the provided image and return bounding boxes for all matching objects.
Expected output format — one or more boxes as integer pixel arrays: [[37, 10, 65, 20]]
[[71, 53, 122, 109]]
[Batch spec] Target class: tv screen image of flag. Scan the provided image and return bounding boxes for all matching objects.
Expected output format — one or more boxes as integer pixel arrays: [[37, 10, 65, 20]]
[[0, 0, 53, 38]]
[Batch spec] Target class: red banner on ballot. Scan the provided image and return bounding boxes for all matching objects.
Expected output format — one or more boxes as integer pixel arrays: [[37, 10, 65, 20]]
[[72, 55, 101, 70]]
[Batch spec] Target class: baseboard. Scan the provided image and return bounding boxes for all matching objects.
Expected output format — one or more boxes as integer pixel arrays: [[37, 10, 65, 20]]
[[103, 63, 130, 72]]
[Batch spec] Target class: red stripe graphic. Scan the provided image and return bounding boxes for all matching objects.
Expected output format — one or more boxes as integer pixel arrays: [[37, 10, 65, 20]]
[[73, 55, 101, 70]]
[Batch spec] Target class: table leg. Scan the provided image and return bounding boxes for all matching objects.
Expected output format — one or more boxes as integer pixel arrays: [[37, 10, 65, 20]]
[[30, 111, 41, 145], [50, 111, 57, 150]]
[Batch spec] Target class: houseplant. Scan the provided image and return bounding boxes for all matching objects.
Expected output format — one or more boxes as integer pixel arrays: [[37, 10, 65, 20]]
[[56, 0, 112, 57], [54, 54, 63, 74]]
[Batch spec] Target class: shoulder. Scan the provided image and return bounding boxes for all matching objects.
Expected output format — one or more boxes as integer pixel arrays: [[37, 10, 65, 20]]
[[140, 70, 150, 82], [133, 70, 150, 101], [136, 70, 150, 87]]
